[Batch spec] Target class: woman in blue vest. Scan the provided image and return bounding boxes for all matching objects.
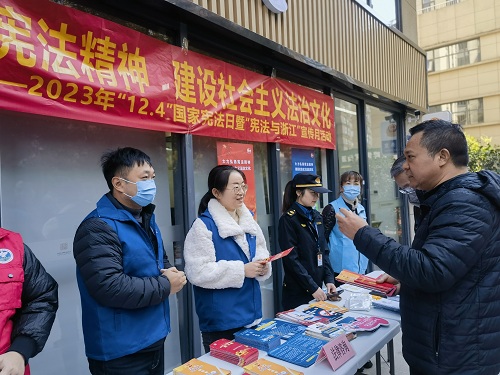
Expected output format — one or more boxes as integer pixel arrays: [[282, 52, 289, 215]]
[[278, 173, 336, 311], [322, 171, 368, 279], [184, 165, 271, 353]]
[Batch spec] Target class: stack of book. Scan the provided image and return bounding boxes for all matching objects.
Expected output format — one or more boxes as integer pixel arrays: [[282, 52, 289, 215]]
[[335, 270, 398, 296], [209, 339, 259, 366], [254, 319, 306, 340], [234, 328, 281, 352], [173, 358, 231, 375], [372, 295, 400, 313], [243, 358, 303, 375]]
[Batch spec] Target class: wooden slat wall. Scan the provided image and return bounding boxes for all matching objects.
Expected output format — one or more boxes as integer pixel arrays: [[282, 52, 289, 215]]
[[190, 0, 426, 108]]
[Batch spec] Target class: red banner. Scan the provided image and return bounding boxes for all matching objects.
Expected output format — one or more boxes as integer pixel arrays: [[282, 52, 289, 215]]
[[216, 142, 257, 217], [0, 0, 335, 149]]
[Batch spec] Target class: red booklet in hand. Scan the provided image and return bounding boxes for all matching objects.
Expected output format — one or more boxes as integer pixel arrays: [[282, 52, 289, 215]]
[[263, 247, 293, 263], [335, 270, 397, 297]]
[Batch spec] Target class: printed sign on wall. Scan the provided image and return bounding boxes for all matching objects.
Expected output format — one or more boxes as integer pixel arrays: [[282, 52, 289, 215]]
[[291, 148, 316, 177], [216, 142, 257, 217]]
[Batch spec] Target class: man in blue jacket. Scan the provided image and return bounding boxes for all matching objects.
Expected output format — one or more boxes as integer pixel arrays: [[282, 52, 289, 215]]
[[73, 147, 187, 375], [336, 120, 500, 375]]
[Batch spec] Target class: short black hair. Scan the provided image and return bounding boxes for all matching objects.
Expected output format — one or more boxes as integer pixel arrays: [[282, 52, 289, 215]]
[[409, 119, 468, 167], [101, 147, 153, 191], [390, 155, 406, 178]]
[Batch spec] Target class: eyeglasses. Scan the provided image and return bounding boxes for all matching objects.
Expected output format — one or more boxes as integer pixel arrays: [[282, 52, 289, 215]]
[[398, 187, 414, 195], [227, 183, 248, 194]]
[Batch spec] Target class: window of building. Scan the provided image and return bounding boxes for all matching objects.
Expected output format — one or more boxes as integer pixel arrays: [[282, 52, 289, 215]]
[[421, 0, 461, 13], [429, 98, 484, 126], [427, 39, 480, 72]]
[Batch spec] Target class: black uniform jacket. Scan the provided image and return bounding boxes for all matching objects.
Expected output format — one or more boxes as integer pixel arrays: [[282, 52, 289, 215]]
[[278, 202, 335, 310]]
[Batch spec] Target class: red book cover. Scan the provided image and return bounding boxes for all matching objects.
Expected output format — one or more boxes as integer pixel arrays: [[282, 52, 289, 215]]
[[335, 270, 397, 296], [210, 339, 259, 366]]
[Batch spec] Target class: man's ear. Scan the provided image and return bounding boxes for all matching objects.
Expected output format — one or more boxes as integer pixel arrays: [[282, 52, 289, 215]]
[[112, 176, 124, 192], [437, 148, 451, 166]]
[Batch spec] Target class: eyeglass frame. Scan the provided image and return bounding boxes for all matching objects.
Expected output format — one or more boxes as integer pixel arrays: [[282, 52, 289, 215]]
[[226, 183, 249, 194]]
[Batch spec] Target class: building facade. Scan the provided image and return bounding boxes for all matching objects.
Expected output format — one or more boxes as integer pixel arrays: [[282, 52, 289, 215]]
[[0, 0, 425, 374], [418, 0, 500, 144]]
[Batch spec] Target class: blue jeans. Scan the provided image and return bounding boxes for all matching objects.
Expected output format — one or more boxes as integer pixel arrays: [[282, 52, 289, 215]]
[[88, 348, 164, 375]]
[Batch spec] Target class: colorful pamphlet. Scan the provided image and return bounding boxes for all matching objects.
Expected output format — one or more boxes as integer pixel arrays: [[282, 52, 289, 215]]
[[267, 333, 326, 367], [173, 358, 231, 375], [209, 339, 259, 366], [337, 316, 390, 332], [275, 309, 326, 326], [304, 322, 356, 341], [243, 358, 303, 375], [301, 306, 344, 323], [254, 319, 306, 340], [335, 270, 398, 296], [308, 300, 348, 314]]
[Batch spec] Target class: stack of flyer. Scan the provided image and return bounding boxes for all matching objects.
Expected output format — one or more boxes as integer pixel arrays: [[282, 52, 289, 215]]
[[335, 270, 398, 296], [267, 333, 326, 367], [243, 358, 303, 375], [275, 309, 325, 326], [209, 339, 259, 366], [234, 329, 281, 352], [276, 302, 347, 326], [254, 319, 306, 340], [304, 322, 356, 341], [173, 358, 231, 375]]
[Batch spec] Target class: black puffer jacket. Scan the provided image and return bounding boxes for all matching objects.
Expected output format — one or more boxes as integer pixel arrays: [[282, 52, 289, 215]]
[[354, 171, 500, 375], [10, 244, 58, 362], [279, 202, 335, 310]]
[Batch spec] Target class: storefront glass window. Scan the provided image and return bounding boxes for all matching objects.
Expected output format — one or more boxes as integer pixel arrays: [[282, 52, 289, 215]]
[[335, 98, 360, 175], [365, 105, 402, 242]]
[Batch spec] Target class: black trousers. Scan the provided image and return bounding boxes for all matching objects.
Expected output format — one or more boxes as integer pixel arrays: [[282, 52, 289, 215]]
[[88, 347, 164, 375], [201, 327, 245, 353]]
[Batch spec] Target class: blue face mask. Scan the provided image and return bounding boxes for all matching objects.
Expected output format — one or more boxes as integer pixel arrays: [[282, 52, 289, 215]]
[[408, 190, 420, 207], [342, 185, 361, 201], [120, 178, 156, 207]]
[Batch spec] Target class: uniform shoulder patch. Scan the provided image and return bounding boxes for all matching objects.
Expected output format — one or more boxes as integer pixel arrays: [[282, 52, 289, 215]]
[[287, 209, 296, 216]]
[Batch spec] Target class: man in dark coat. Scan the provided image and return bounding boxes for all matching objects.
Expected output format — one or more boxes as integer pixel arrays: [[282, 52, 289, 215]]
[[336, 120, 500, 375]]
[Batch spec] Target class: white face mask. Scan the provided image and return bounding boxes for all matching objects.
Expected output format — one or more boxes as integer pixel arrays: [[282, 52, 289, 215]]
[[120, 178, 156, 206]]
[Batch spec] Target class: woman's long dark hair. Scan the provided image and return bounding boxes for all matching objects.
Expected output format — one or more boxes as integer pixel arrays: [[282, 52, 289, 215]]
[[198, 165, 246, 216], [282, 180, 305, 213]]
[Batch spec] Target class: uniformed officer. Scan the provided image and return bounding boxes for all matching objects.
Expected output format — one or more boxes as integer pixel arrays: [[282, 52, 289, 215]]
[[278, 173, 337, 310]]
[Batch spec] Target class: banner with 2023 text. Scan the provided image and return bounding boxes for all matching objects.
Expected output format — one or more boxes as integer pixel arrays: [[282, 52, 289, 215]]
[[0, 0, 335, 149]]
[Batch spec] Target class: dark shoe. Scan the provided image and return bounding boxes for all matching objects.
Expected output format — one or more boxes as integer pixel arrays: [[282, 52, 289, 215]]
[[363, 360, 373, 369], [355, 370, 365, 374]]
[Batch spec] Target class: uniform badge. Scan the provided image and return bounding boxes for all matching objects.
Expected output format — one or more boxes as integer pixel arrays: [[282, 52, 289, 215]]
[[0, 248, 14, 264]]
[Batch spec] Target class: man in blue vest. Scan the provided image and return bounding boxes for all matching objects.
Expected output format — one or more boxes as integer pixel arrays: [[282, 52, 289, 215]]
[[73, 147, 187, 375]]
